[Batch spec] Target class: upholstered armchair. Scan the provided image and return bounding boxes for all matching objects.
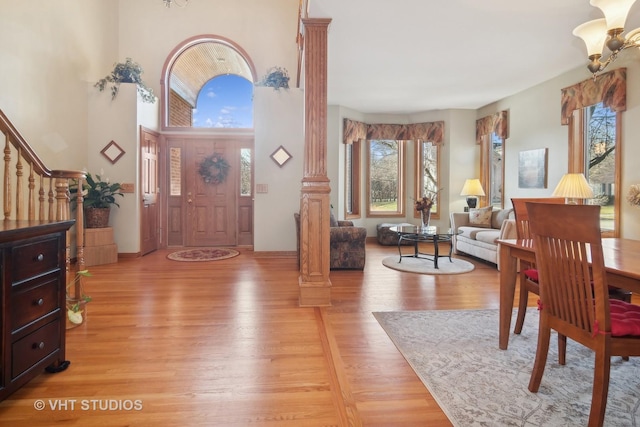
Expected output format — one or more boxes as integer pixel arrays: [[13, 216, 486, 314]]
[[294, 213, 366, 270]]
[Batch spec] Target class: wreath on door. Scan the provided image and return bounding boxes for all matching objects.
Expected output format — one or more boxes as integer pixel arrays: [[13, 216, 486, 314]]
[[198, 153, 230, 184]]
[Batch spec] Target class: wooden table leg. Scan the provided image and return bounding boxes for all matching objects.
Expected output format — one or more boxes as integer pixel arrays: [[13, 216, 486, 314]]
[[499, 244, 517, 350]]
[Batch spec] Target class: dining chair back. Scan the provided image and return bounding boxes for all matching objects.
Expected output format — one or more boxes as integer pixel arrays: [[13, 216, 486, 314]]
[[526, 202, 640, 427], [511, 197, 564, 335]]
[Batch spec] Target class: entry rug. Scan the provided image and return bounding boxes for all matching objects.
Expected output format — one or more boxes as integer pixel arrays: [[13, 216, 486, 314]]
[[374, 308, 640, 426], [167, 248, 239, 262]]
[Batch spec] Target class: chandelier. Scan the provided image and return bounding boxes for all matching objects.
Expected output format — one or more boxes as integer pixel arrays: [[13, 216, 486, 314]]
[[573, 0, 640, 76], [163, 0, 189, 8]]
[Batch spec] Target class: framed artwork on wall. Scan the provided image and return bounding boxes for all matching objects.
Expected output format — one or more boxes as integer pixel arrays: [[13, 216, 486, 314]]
[[100, 140, 126, 164], [518, 148, 548, 189]]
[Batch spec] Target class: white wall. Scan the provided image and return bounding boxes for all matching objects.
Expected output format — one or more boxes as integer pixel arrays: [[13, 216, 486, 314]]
[[253, 87, 304, 251], [478, 53, 640, 240], [0, 0, 116, 170]]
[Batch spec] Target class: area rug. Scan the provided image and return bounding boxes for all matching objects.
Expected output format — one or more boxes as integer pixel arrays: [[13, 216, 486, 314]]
[[374, 308, 640, 427], [381, 255, 474, 275], [167, 248, 239, 262]]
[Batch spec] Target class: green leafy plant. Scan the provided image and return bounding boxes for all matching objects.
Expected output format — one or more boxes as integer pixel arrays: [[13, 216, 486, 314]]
[[257, 66, 290, 90], [71, 172, 124, 209], [67, 269, 92, 325], [95, 57, 156, 103]]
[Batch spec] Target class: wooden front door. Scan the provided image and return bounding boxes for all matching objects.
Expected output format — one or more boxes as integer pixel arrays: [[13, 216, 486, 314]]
[[165, 135, 253, 247], [140, 127, 159, 255], [186, 138, 236, 246]]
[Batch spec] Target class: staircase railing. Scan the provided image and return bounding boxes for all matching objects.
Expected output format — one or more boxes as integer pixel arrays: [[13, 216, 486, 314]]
[[0, 109, 85, 300]]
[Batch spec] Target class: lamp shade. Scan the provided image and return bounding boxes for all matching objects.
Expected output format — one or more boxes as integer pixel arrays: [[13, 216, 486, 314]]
[[573, 19, 608, 56], [551, 173, 594, 199], [460, 179, 485, 196], [591, 0, 637, 30]]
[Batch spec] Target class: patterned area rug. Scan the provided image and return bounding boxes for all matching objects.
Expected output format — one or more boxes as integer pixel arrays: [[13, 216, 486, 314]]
[[381, 255, 474, 275], [167, 248, 239, 262], [374, 308, 640, 427]]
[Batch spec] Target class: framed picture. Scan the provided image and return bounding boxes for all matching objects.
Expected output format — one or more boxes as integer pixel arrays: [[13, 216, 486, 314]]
[[100, 140, 126, 164], [518, 148, 548, 189], [270, 145, 292, 167]]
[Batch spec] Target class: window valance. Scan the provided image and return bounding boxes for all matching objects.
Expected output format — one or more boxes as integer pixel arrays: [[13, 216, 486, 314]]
[[476, 111, 508, 144], [560, 68, 626, 125], [343, 119, 444, 144]]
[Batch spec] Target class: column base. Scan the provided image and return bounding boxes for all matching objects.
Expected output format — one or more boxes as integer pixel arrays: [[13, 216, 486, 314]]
[[298, 276, 332, 307]]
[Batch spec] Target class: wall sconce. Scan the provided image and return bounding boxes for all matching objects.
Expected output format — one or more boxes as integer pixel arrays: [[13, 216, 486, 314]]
[[552, 173, 594, 204], [460, 179, 485, 210], [573, 0, 640, 76]]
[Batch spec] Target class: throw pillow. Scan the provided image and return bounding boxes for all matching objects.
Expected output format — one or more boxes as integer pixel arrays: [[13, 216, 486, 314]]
[[492, 208, 513, 229], [329, 211, 339, 227], [469, 206, 493, 228]]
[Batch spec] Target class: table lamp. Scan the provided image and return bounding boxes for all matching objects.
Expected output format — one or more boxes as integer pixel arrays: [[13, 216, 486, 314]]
[[460, 178, 485, 209], [551, 173, 594, 204]]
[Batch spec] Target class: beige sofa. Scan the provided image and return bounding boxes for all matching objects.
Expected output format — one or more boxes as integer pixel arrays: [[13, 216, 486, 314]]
[[449, 208, 516, 269]]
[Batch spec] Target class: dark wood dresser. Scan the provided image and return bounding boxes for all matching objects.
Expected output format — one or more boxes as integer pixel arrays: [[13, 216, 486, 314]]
[[0, 220, 74, 401]]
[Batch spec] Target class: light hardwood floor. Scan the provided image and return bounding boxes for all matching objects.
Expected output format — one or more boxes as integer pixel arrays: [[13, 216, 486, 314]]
[[1, 242, 516, 426]]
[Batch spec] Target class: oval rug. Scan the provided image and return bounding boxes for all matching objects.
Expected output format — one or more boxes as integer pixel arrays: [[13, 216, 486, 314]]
[[382, 255, 474, 275], [167, 248, 239, 262]]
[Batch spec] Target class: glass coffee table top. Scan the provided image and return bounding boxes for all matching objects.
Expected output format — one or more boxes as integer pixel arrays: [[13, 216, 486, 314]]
[[389, 225, 460, 269]]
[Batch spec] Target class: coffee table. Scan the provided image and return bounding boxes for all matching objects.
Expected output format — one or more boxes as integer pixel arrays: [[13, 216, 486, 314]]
[[389, 225, 459, 269]]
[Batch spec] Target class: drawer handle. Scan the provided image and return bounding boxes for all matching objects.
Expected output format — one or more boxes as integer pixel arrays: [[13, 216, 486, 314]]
[[36, 253, 44, 262], [36, 298, 44, 306], [33, 342, 45, 350]]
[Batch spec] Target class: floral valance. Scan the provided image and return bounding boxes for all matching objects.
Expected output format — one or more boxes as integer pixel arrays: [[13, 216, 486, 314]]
[[560, 68, 626, 125], [476, 111, 508, 144], [343, 119, 444, 144]]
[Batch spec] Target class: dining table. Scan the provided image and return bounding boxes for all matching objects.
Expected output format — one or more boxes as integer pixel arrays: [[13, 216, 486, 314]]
[[497, 237, 640, 350]]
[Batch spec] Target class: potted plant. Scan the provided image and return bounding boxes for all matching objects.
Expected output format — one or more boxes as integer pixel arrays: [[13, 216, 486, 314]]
[[257, 66, 290, 90], [71, 172, 124, 228], [66, 269, 92, 328], [95, 57, 156, 103]]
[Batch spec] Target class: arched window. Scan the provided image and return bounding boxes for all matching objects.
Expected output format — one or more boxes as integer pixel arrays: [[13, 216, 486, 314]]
[[160, 35, 257, 130]]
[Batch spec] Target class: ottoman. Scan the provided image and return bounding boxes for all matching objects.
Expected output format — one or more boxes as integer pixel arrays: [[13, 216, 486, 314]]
[[376, 222, 415, 245]]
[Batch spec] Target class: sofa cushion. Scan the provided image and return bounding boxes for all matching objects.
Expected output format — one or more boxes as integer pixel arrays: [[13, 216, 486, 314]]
[[474, 229, 501, 245], [469, 206, 493, 228]]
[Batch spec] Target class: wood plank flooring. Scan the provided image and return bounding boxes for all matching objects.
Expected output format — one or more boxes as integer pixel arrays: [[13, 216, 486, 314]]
[[0, 243, 519, 426]]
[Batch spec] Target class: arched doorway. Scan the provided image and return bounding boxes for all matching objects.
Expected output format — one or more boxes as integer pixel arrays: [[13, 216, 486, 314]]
[[158, 35, 256, 247]]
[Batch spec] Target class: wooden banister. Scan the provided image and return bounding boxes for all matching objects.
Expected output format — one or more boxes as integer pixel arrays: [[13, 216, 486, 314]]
[[0, 109, 85, 299]]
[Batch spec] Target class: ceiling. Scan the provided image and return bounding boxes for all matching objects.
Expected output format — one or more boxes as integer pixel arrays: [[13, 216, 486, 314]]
[[307, 0, 640, 115]]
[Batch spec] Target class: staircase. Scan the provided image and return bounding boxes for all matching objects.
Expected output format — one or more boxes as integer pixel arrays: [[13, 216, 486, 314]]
[[0, 109, 86, 300]]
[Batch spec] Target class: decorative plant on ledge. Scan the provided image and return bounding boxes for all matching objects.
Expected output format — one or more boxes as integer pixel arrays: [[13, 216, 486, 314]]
[[256, 66, 290, 90], [95, 57, 156, 103]]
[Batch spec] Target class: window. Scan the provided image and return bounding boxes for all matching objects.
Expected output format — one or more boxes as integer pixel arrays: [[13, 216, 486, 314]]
[[480, 133, 504, 209], [575, 102, 620, 236], [345, 140, 361, 217], [240, 148, 252, 196], [367, 139, 405, 216], [415, 141, 440, 218], [161, 37, 256, 129], [193, 75, 253, 128]]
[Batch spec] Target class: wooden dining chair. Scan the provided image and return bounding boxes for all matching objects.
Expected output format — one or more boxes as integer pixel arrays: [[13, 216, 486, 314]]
[[511, 197, 565, 335], [526, 203, 640, 427]]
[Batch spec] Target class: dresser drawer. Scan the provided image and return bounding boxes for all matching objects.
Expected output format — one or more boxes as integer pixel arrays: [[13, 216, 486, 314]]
[[12, 237, 60, 283], [12, 320, 60, 379], [11, 275, 60, 331]]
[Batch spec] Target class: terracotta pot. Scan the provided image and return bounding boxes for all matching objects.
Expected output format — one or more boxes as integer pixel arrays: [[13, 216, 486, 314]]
[[84, 207, 110, 228]]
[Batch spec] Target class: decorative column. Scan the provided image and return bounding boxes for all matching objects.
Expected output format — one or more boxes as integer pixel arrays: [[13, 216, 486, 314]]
[[299, 18, 332, 306]]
